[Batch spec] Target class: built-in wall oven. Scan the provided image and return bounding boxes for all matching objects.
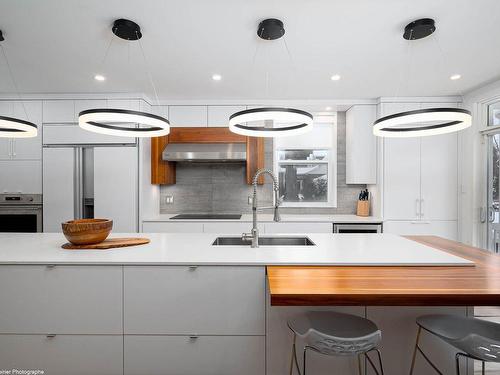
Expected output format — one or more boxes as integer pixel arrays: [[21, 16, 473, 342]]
[[0, 194, 42, 232], [333, 222, 383, 233]]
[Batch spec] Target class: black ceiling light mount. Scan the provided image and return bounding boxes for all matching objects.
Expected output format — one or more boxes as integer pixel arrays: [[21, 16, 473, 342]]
[[0, 30, 4, 42], [403, 18, 436, 40], [79, 19, 169, 138], [257, 18, 285, 40], [112, 18, 142, 40], [373, 18, 471, 138]]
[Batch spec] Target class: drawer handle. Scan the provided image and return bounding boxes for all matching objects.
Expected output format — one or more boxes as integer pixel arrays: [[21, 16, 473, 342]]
[[46, 265, 56, 269], [188, 266, 198, 271], [46, 334, 56, 338], [189, 335, 199, 340]]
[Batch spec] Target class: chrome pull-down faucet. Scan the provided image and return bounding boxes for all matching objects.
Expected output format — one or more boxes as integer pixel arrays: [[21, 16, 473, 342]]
[[242, 169, 281, 248]]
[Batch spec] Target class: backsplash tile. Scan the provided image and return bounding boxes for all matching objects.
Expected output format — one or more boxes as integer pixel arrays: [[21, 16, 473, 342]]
[[160, 112, 366, 214]]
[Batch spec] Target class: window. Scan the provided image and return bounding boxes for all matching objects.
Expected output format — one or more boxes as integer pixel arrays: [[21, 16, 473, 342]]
[[488, 101, 500, 126], [277, 149, 330, 204], [273, 120, 337, 207]]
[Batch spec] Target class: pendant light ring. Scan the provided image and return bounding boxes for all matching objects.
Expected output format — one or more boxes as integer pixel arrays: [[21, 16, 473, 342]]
[[0, 115, 37, 138], [373, 108, 471, 138], [229, 107, 313, 137], [79, 108, 170, 138]]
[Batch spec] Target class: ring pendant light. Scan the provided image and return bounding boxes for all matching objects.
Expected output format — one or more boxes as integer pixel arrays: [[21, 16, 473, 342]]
[[229, 107, 313, 137], [229, 19, 313, 138], [373, 19, 471, 138], [78, 19, 169, 138], [0, 30, 38, 138]]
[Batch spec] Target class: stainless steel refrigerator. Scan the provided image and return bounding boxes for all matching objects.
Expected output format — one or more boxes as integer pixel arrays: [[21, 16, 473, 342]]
[[43, 144, 138, 232]]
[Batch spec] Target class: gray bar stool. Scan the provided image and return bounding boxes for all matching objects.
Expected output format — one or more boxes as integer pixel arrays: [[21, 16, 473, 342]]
[[409, 314, 500, 375], [287, 311, 384, 375]]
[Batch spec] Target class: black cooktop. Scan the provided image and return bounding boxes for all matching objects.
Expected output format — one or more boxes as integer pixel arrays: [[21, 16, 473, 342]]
[[170, 214, 242, 220]]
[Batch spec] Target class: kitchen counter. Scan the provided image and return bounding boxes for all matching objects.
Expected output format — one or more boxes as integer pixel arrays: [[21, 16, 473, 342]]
[[268, 236, 500, 306], [0, 233, 470, 266], [143, 213, 383, 223]]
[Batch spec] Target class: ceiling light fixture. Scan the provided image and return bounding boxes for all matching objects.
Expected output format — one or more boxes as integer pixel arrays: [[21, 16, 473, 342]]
[[325, 106, 333, 111], [212, 74, 222, 81], [450, 74, 461, 81], [229, 19, 313, 138], [0, 29, 37, 138], [373, 18, 471, 138], [330, 74, 341, 81], [79, 19, 169, 138], [94, 74, 106, 81]]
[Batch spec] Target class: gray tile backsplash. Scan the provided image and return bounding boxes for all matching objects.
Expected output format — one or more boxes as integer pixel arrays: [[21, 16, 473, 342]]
[[160, 112, 366, 214]]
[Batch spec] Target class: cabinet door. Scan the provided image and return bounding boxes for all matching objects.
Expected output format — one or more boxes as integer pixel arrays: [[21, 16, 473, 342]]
[[0, 102, 13, 159], [0, 160, 42, 193], [0, 335, 123, 375], [420, 103, 458, 221], [207, 105, 245, 127], [125, 335, 264, 375], [74, 99, 107, 118], [124, 266, 265, 335], [383, 103, 422, 220], [43, 148, 75, 231], [11, 101, 42, 159], [94, 147, 138, 232], [346, 105, 377, 184], [0, 265, 122, 334], [42, 100, 75, 123], [169, 105, 208, 127]]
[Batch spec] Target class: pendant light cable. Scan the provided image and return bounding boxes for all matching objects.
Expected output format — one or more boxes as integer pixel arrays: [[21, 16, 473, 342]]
[[0, 42, 29, 122], [136, 31, 161, 106]]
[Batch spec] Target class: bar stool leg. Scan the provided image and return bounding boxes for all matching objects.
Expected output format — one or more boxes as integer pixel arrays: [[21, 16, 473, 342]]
[[455, 353, 461, 375], [409, 326, 422, 375], [289, 334, 296, 375], [375, 348, 384, 375], [303, 347, 308, 375], [357, 353, 363, 375], [482, 360, 485, 375]]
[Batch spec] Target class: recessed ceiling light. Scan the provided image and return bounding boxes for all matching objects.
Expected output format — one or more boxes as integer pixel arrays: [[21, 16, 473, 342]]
[[330, 74, 341, 81], [212, 74, 222, 81], [450, 74, 461, 81], [94, 74, 106, 81], [325, 106, 332, 111]]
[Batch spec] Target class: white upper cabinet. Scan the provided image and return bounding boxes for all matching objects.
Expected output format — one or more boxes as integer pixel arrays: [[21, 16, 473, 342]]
[[74, 99, 107, 117], [346, 105, 377, 184], [207, 106, 245, 127], [169, 106, 208, 127], [0, 101, 42, 160], [43, 100, 75, 123]]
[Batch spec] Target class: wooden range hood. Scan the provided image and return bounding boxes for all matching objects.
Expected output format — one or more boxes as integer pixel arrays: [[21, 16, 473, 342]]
[[151, 127, 264, 185]]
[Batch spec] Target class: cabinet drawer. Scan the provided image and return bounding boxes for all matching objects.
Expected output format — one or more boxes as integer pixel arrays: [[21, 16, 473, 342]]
[[124, 266, 265, 334], [0, 265, 122, 334], [0, 334, 122, 375], [383, 220, 457, 240], [0, 160, 42, 194], [124, 335, 265, 375], [203, 222, 263, 233], [264, 222, 332, 233]]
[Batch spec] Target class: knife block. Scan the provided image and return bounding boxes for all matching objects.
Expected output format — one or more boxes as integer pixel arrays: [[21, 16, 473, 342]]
[[356, 200, 370, 217]]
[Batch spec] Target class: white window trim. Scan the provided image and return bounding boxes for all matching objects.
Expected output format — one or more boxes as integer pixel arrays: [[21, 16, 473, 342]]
[[272, 122, 337, 208]]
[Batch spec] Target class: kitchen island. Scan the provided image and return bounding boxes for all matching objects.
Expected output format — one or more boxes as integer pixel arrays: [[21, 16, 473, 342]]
[[0, 233, 494, 375]]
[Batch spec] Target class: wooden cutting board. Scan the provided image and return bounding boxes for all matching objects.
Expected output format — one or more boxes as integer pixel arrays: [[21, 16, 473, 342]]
[[62, 237, 150, 250]]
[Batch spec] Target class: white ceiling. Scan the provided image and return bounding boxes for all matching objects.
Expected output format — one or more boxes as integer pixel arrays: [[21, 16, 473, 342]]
[[0, 0, 499, 100]]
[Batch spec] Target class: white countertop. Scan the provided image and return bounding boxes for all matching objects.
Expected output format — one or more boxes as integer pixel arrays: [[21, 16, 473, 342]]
[[143, 214, 383, 223], [0, 233, 472, 266]]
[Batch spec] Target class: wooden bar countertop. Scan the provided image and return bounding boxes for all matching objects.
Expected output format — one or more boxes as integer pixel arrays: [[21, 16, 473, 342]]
[[267, 236, 500, 306]]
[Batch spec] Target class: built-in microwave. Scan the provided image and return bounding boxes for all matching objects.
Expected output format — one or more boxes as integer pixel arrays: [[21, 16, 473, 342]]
[[333, 222, 383, 233], [0, 194, 43, 232]]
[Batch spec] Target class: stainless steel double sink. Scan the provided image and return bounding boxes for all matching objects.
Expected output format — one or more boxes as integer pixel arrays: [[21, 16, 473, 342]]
[[212, 236, 315, 246]]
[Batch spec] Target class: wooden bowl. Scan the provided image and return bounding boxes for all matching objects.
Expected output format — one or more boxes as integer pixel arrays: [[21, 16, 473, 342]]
[[61, 219, 113, 245]]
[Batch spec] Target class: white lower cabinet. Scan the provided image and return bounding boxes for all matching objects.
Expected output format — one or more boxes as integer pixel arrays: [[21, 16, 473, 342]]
[[0, 265, 122, 334], [0, 334, 123, 375], [124, 335, 265, 375], [124, 266, 265, 335], [383, 220, 457, 240], [264, 222, 332, 233], [203, 221, 263, 233]]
